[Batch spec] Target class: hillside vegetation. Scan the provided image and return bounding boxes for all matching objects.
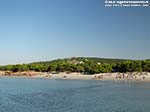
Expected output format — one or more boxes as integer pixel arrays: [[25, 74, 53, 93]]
[[0, 57, 150, 74]]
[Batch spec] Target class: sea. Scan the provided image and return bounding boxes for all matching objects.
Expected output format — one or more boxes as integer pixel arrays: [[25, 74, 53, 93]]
[[0, 78, 150, 112]]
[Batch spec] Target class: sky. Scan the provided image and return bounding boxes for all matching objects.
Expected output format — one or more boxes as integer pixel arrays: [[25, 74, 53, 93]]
[[0, 0, 149, 65]]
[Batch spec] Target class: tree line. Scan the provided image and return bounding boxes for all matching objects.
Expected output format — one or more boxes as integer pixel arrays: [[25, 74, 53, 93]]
[[0, 58, 149, 74]]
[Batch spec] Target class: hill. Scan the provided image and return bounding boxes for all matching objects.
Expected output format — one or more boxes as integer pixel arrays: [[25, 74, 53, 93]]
[[32, 57, 132, 65], [0, 57, 149, 74]]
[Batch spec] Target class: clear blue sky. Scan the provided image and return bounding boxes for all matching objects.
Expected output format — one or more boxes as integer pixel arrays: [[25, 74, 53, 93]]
[[0, 0, 149, 65]]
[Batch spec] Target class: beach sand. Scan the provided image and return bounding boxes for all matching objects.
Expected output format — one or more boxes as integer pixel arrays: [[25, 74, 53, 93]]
[[1, 71, 150, 81], [48, 72, 150, 81]]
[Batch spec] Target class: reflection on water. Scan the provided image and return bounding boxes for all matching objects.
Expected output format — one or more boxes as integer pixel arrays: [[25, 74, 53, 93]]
[[0, 78, 150, 112]]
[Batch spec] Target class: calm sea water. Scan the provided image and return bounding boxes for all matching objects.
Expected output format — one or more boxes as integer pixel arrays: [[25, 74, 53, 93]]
[[0, 78, 150, 112]]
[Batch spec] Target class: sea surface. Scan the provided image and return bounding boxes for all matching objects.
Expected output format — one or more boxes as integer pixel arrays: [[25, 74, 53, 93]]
[[0, 78, 150, 112]]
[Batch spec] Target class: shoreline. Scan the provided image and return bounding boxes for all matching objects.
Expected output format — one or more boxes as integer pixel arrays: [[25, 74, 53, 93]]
[[49, 73, 150, 82], [0, 72, 150, 81]]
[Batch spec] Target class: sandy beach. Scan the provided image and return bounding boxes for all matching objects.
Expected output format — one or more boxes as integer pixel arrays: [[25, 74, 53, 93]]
[[0, 71, 150, 81], [48, 72, 150, 81]]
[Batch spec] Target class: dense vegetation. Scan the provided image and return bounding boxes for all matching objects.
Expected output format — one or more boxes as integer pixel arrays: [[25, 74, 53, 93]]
[[0, 57, 150, 74]]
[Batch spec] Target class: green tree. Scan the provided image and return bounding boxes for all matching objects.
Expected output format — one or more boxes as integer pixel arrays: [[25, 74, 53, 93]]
[[142, 60, 150, 72]]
